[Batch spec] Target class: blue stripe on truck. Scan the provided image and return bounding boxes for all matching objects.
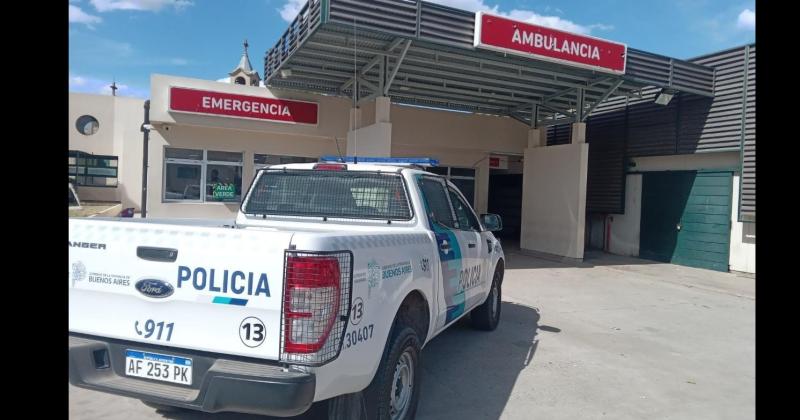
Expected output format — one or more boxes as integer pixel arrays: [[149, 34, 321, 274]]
[[212, 296, 249, 306]]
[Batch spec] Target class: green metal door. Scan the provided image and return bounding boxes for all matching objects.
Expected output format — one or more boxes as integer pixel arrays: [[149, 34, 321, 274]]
[[639, 171, 732, 272]]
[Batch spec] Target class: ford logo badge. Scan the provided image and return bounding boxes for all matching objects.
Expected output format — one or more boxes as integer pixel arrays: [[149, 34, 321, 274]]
[[135, 279, 174, 299]]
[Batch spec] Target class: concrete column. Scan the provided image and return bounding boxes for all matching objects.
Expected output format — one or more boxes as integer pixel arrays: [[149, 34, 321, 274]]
[[528, 127, 545, 148], [375, 96, 391, 123], [349, 107, 363, 130], [474, 155, 490, 215], [347, 98, 392, 157], [519, 142, 589, 262], [571, 122, 586, 144]]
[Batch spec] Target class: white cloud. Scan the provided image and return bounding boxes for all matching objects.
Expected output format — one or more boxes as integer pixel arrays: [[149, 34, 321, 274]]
[[427, 1, 608, 34], [169, 58, 189, 66], [279, 0, 306, 22], [69, 74, 149, 99], [426, 0, 498, 13], [277, 0, 610, 35], [90, 0, 193, 13], [737, 8, 755, 30], [69, 5, 102, 27], [506, 10, 592, 35], [71, 76, 88, 86], [588, 23, 614, 32]]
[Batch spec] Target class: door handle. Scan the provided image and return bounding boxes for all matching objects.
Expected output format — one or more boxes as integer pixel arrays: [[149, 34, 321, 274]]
[[137, 246, 178, 262], [468, 243, 476, 249]]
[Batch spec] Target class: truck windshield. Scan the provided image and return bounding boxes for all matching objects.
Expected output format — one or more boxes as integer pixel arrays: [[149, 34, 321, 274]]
[[243, 170, 413, 221]]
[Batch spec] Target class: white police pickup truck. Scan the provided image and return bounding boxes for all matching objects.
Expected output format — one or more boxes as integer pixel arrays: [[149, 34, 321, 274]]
[[68, 158, 505, 420]]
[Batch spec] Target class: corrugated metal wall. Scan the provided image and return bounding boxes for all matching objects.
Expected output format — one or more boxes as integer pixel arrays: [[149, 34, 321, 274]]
[[546, 124, 571, 146], [585, 108, 628, 214], [548, 44, 755, 218], [742, 47, 756, 221], [679, 44, 755, 221]]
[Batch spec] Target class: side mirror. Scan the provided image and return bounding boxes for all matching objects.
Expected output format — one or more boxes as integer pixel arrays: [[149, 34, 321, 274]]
[[481, 214, 503, 232]]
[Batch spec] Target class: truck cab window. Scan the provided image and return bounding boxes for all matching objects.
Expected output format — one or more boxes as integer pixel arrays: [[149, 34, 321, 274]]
[[448, 187, 480, 231], [417, 177, 455, 229]]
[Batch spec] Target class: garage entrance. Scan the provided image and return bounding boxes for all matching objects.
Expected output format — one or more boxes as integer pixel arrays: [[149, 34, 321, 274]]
[[639, 171, 732, 271], [488, 155, 524, 241]]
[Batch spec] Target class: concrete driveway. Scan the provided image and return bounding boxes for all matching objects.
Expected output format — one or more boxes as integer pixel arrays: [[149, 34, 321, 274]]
[[69, 250, 755, 420]]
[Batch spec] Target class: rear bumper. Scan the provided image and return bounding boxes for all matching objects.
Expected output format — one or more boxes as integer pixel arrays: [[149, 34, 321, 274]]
[[68, 334, 315, 417]]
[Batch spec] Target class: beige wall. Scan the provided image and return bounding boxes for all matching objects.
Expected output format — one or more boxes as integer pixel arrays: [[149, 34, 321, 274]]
[[69, 92, 145, 205], [146, 124, 344, 218], [730, 175, 756, 273], [146, 74, 530, 218], [607, 174, 642, 256], [69, 93, 117, 155], [114, 97, 146, 209], [149, 74, 352, 139], [391, 104, 528, 214], [520, 142, 589, 260]]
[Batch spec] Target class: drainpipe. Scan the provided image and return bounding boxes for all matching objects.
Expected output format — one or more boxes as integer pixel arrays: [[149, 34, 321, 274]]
[[140, 100, 150, 218]]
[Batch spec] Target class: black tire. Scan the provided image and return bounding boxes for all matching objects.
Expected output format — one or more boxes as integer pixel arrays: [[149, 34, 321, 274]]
[[140, 400, 184, 413], [362, 325, 422, 420], [328, 392, 364, 420], [470, 266, 502, 331]]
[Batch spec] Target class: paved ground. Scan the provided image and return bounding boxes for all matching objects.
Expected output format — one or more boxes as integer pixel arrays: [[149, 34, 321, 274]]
[[69, 250, 755, 420], [69, 202, 122, 218]]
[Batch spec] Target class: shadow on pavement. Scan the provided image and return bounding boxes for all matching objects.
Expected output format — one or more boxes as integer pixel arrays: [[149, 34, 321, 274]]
[[155, 401, 328, 420], [416, 301, 542, 419], [156, 302, 544, 420]]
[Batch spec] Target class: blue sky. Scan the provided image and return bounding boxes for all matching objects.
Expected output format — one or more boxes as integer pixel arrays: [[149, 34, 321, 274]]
[[69, 0, 755, 99]]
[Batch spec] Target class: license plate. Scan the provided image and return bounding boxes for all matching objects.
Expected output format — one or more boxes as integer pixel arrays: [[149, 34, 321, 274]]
[[125, 349, 192, 386]]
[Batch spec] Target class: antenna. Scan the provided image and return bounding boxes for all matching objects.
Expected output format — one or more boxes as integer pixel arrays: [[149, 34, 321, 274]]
[[352, 15, 358, 164], [333, 137, 344, 163]]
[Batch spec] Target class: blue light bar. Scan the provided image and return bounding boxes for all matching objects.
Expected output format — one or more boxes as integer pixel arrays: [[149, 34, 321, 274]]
[[319, 156, 439, 167]]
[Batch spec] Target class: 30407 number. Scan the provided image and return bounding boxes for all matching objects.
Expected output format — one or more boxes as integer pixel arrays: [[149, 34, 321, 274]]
[[345, 324, 374, 349]]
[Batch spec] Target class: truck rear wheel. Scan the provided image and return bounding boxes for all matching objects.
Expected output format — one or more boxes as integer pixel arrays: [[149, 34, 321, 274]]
[[470, 266, 502, 331], [362, 325, 422, 420]]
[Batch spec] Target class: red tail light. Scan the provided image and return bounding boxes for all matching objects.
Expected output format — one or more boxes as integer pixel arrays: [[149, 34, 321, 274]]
[[283, 256, 341, 354], [313, 163, 347, 171]]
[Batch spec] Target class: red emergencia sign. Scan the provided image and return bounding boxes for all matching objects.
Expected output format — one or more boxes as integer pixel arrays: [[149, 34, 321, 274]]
[[169, 87, 319, 125], [473, 12, 627, 74]]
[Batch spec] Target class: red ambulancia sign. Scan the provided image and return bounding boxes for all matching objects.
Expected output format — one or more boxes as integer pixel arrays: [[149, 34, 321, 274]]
[[169, 86, 319, 125], [473, 12, 627, 74]]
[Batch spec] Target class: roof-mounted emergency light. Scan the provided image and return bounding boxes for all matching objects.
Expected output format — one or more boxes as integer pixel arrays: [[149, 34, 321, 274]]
[[319, 156, 439, 167]]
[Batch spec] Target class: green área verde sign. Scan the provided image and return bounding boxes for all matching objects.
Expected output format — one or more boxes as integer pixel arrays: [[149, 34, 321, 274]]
[[212, 183, 235, 200]]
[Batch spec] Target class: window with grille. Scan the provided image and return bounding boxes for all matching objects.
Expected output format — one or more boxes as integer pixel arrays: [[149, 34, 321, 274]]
[[244, 170, 412, 221]]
